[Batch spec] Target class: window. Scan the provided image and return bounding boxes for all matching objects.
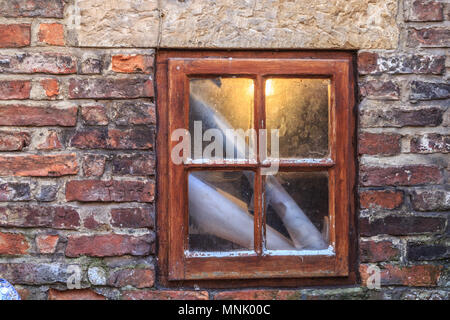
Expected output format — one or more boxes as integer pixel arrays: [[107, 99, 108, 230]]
[[157, 51, 357, 286]]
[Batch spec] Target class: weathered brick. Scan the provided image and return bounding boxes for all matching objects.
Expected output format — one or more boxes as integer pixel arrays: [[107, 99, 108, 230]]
[[112, 154, 155, 175], [38, 23, 64, 46], [0, 131, 30, 151], [359, 190, 403, 210], [122, 290, 209, 300], [359, 132, 401, 155], [360, 107, 444, 128], [360, 240, 400, 262], [0, 232, 29, 255], [40, 79, 59, 98], [407, 243, 449, 261], [35, 184, 59, 202], [0, 154, 78, 177], [410, 81, 450, 100], [360, 215, 446, 236], [405, 0, 444, 21], [36, 131, 63, 150], [214, 290, 280, 300], [107, 268, 154, 288], [111, 101, 156, 125], [68, 78, 154, 99], [0, 206, 80, 229], [81, 105, 108, 125], [0, 53, 77, 74], [66, 180, 154, 202], [83, 154, 107, 177], [80, 57, 103, 75], [411, 189, 450, 211], [407, 28, 450, 47], [48, 289, 106, 300], [410, 134, 450, 153], [0, 182, 31, 201], [360, 264, 443, 287], [359, 80, 400, 100], [70, 128, 153, 150], [35, 234, 59, 254], [358, 53, 445, 75], [0, 263, 72, 285], [0, 24, 30, 48], [111, 207, 154, 229], [65, 233, 154, 257], [0, 105, 77, 126], [0, 0, 65, 18], [111, 54, 153, 73], [360, 165, 442, 187], [0, 80, 31, 99]]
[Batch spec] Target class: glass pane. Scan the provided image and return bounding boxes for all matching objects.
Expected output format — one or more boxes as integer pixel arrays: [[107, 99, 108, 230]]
[[265, 78, 330, 159], [189, 78, 255, 161], [188, 170, 255, 252], [264, 171, 329, 250]]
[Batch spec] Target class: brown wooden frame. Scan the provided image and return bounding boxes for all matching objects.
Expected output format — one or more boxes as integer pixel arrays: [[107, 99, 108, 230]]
[[156, 50, 357, 288]]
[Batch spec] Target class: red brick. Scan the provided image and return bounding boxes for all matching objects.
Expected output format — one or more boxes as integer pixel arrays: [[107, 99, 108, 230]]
[[122, 290, 209, 300], [0, 80, 31, 100], [360, 264, 443, 287], [66, 180, 154, 202], [111, 207, 154, 229], [411, 189, 450, 211], [405, 0, 444, 21], [0, 53, 77, 74], [82, 154, 107, 177], [410, 134, 449, 153], [69, 78, 154, 99], [0, 0, 65, 18], [359, 80, 400, 100], [359, 132, 401, 156], [112, 154, 155, 175], [70, 128, 153, 150], [112, 101, 156, 125], [38, 23, 64, 46], [357, 52, 378, 74], [360, 165, 442, 187], [0, 154, 78, 177], [0, 24, 30, 48], [0, 206, 80, 229], [107, 268, 154, 288], [359, 190, 403, 210], [0, 105, 77, 126], [360, 240, 400, 262], [35, 234, 59, 254], [112, 55, 153, 73], [0, 131, 30, 151], [40, 79, 59, 98], [81, 105, 108, 125], [65, 233, 154, 257], [360, 215, 445, 236], [214, 290, 280, 300], [0, 232, 29, 255], [48, 289, 106, 300], [37, 131, 63, 150], [407, 28, 450, 47]]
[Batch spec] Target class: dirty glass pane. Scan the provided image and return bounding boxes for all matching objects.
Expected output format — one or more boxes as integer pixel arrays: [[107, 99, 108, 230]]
[[188, 170, 255, 252], [265, 78, 330, 159], [189, 78, 255, 161], [264, 171, 329, 251]]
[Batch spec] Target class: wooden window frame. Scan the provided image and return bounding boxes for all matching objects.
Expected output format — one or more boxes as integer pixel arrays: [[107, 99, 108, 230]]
[[156, 50, 357, 288]]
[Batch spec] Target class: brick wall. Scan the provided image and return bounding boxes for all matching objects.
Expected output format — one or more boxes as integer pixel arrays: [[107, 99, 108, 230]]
[[0, 0, 448, 300]]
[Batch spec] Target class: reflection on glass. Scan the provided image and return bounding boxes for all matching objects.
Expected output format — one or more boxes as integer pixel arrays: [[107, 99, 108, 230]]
[[189, 78, 255, 161], [264, 171, 329, 250], [188, 170, 255, 252], [265, 78, 330, 158]]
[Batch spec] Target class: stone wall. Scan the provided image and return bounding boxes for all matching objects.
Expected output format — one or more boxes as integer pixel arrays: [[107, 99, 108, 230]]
[[0, 0, 448, 300]]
